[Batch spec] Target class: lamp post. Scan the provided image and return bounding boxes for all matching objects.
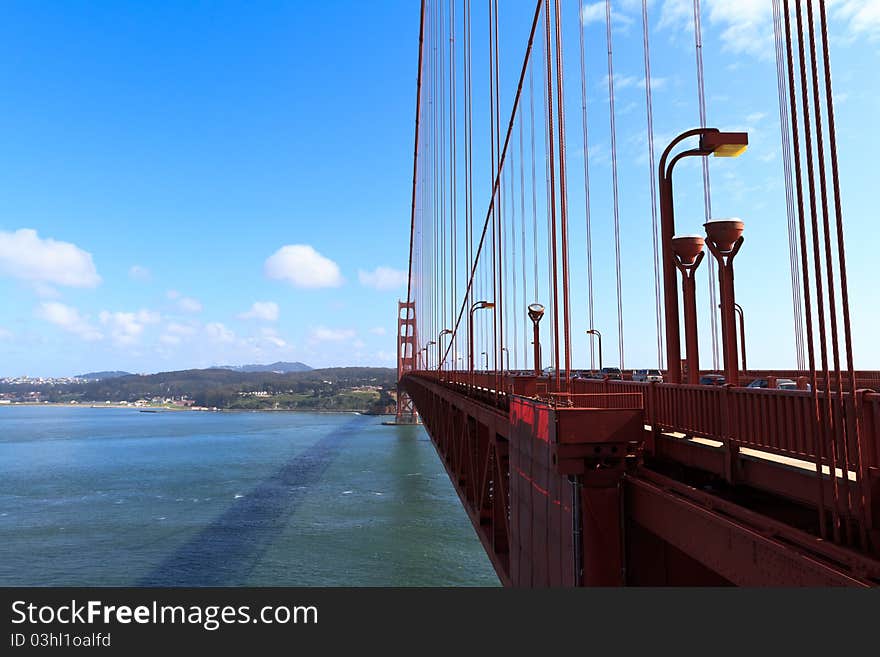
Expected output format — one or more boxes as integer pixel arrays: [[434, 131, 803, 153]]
[[468, 301, 495, 378], [426, 341, 436, 372], [734, 303, 747, 372], [585, 329, 603, 372], [659, 128, 748, 383], [527, 303, 545, 376], [438, 329, 453, 373], [705, 218, 745, 386], [671, 236, 706, 384]]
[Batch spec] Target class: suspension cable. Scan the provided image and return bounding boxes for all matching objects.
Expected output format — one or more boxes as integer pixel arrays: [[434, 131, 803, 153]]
[[578, 0, 595, 369], [642, 0, 664, 369], [606, 0, 625, 369], [693, 0, 719, 371], [405, 0, 427, 315], [440, 0, 544, 369], [773, 0, 806, 371]]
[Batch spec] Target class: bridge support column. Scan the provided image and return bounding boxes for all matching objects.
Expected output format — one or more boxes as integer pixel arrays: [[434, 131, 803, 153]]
[[509, 395, 645, 587], [578, 474, 625, 587]]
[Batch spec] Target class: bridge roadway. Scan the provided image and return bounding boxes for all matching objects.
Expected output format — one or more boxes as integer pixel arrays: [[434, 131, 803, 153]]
[[401, 371, 880, 587]]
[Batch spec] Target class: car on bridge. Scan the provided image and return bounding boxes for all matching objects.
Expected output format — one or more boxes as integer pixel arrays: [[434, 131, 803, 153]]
[[699, 373, 726, 386], [600, 367, 623, 380], [747, 377, 809, 391], [632, 369, 663, 383]]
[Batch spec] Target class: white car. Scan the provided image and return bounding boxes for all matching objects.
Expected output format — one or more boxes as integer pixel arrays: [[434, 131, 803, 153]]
[[633, 369, 663, 383]]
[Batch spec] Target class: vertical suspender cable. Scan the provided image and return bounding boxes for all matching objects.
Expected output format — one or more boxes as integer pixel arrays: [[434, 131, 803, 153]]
[[553, 0, 572, 383], [794, 0, 846, 543], [440, 0, 447, 353], [642, 0, 664, 369], [519, 113, 528, 367], [693, 0, 719, 371], [578, 0, 595, 369], [782, 0, 828, 540], [494, 0, 504, 385], [439, 0, 544, 370], [773, 0, 807, 371], [530, 64, 538, 309], [511, 141, 519, 370], [406, 0, 428, 333], [450, 0, 457, 367], [543, 16, 556, 372], [544, 0, 561, 389], [605, 0, 625, 370], [818, 0, 869, 547], [805, 0, 854, 544]]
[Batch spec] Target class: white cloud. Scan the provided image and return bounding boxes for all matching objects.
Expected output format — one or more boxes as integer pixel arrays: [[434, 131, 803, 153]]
[[205, 322, 235, 343], [238, 301, 279, 321], [705, 0, 774, 60], [177, 297, 202, 313], [581, 2, 634, 27], [0, 327, 13, 340], [159, 321, 198, 347], [99, 309, 161, 346], [310, 326, 356, 342], [256, 327, 287, 348], [167, 290, 202, 313], [0, 228, 100, 288], [265, 244, 343, 288], [37, 302, 103, 341], [831, 0, 880, 40], [129, 265, 151, 281], [166, 321, 198, 336], [658, 0, 880, 60], [358, 266, 407, 291], [369, 326, 387, 336]]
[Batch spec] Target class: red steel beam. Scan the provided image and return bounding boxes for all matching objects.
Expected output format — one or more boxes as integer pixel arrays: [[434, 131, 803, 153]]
[[625, 470, 876, 586]]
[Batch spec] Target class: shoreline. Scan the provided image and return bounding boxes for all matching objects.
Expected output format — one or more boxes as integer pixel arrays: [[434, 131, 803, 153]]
[[0, 402, 393, 416]]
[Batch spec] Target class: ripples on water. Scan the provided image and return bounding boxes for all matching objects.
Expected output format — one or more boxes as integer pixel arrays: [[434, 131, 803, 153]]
[[0, 407, 499, 586]]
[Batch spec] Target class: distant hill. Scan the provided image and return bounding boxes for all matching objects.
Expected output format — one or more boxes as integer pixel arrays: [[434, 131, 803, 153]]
[[219, 361, 312, 373], [4, 366, 396, 412], [77, 371, 133, 380]]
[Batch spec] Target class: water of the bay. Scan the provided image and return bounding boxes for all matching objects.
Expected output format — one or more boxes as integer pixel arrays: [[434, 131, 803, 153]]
[[0, 406, 499, 586]]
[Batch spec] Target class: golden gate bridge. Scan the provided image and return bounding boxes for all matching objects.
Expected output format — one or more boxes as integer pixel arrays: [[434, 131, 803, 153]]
[[395, 0, 880, 586]]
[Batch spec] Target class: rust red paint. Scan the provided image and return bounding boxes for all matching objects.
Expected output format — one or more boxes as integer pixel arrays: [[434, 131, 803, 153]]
[[514, 465, 572, 512]]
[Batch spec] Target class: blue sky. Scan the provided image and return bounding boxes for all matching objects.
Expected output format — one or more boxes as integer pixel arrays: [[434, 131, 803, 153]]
[[0, 1, 877, 376]]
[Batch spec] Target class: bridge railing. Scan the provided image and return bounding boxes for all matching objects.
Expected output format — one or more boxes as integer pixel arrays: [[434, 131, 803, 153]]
[[569, 377, 877, 470], [408, 370, 879, 471]]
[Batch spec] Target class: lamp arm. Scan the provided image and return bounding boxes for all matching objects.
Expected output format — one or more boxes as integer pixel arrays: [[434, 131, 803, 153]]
[[658, 127, 719, 179]]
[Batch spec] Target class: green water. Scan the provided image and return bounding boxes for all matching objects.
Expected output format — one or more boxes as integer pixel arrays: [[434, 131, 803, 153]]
[[0, 406, 498, 586]]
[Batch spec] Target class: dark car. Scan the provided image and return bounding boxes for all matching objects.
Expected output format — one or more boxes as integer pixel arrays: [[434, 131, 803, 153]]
[[699, 374, 726, 386], [601, 367, 623, 381]]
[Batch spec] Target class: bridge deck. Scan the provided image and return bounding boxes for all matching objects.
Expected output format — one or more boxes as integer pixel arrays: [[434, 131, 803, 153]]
[[402, 371, 880, 586]]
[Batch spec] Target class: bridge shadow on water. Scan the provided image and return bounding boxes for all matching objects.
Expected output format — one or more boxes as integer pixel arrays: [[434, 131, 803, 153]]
[[138, 416, 366, 586]]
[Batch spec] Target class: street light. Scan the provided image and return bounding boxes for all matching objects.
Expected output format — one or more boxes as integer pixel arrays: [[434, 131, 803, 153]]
[[659, 128, 748, 383], [438, 329, 453, 372], [426, 340, 436, 372], [527, 303, 545, 376], [705, 218, 745, 385], [468, 300, 495, 376], [585, 329, 603, 372], [671, 235, 706, 384]]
